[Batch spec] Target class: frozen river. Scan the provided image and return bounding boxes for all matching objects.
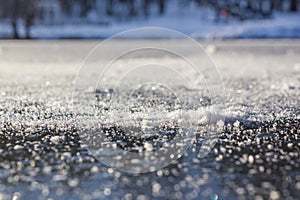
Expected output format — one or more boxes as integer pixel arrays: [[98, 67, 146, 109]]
[[0, 40, 299, 199]]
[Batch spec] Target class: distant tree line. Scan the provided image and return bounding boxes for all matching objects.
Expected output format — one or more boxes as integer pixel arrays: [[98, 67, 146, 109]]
[[0, 0, 167, 39], [0, 0, 298, 39], [0, 0, 36, 39], [200, 0, 298, 21], [197, 0, 298, 12]]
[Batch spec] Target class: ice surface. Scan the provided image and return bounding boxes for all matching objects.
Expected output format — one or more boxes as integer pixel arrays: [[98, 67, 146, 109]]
[[0, 40, 299, 199]]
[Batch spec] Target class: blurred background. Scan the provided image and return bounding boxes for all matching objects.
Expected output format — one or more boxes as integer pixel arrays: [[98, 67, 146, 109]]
[[0, 0, 299, 39]]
